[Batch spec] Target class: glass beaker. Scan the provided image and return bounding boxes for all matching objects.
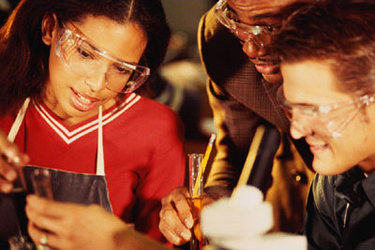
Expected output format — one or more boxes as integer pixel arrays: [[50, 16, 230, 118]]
[[188, 153, 208, 250]]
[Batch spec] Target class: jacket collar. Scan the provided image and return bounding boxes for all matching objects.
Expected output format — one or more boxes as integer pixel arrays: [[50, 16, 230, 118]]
[[335, 167, 368, 206], [335, 167, 375, 207]]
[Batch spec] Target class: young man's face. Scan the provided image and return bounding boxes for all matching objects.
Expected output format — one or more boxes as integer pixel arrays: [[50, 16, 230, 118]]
[[281, 60, 375, 175], [227, 0, 314, 84]]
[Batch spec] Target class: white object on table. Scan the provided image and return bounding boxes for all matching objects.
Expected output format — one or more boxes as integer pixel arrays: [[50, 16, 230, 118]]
[[201, 186, 307, 250]]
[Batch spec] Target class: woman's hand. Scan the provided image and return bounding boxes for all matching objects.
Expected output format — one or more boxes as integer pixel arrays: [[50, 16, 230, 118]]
[[26, 195, 129, 250], [25, 195, 169, 250], [0, 130, 29, 192]]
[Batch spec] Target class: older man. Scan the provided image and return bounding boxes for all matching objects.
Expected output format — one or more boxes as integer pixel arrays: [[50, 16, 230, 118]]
[[159, 0, 316, 246]]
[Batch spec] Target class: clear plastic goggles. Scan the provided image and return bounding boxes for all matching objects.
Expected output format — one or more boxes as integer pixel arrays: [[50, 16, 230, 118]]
[[214, 0, 280, 46], [55, 24, 150, 94], [277, 86, 375, 138]]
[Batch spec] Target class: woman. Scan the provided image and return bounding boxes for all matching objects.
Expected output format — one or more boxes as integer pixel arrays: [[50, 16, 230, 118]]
[[0, 0, 185, 247], [273, 1, 375, 248]]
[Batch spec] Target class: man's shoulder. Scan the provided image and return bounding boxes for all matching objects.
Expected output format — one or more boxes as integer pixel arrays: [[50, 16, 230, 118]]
[[198, 4, 223, 42], [198, 6, 258, 88]]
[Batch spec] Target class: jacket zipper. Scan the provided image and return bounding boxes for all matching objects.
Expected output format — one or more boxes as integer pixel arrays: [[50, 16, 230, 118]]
[[343, 202, 350, 229]]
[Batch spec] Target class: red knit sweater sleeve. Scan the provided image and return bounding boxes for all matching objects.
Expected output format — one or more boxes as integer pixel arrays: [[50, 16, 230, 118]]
[[131, 100, 186, 242]]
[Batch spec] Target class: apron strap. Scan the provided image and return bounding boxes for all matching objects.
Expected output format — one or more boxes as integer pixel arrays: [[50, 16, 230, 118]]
[[7, 98, 30, 143], [96, 105, 105, 176], [8, 98, 106, 176]]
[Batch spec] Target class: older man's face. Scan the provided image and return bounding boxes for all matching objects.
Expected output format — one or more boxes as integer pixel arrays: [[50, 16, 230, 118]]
[[227, 0, 314, 84]]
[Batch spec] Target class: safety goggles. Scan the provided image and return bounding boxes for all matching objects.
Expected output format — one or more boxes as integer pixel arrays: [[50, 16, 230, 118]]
[[214, 0, 280, 47], [277, 86, 375, 138], [55, 23, 150, 94]]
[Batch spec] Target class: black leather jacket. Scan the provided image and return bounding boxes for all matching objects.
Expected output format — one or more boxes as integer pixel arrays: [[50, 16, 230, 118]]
[[305, 167, 375, 249]]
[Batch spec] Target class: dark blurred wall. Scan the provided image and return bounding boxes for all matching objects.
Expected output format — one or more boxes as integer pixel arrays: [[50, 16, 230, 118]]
[[162, 0, 213, 41], [162, 0, 214, 61], [0, 0, 20, 26]]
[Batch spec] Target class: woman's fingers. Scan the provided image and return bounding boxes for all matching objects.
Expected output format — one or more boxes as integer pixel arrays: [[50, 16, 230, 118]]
[[0, 178, 13, 192], [25, 196, 64, 234], [0, 130, 28, 167], [28, 221, 68, 250], [0, 130, 29, 192]]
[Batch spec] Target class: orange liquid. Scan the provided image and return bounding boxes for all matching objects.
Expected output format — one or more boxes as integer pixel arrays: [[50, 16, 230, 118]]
[[190, 197, 209, 250], [191, 197, 203, 241]]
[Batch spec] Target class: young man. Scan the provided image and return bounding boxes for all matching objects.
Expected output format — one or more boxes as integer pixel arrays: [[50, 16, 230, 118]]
[[273, 1, 375, 248]]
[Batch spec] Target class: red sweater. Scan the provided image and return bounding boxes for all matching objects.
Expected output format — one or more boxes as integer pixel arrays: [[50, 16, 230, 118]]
[[0, 93, 185, 241]]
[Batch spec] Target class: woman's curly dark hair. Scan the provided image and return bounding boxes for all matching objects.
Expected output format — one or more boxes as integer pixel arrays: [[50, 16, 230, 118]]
[[0, 0, 170, 115]]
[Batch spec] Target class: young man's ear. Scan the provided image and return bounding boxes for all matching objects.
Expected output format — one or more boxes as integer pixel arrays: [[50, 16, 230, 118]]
[[41, 13, 58, 45]]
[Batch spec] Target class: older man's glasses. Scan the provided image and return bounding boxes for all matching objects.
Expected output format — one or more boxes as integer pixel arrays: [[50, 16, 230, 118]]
[[277, 86, 375, 138], [214, 0, 280, 47], [55, 24, 150, 94]]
